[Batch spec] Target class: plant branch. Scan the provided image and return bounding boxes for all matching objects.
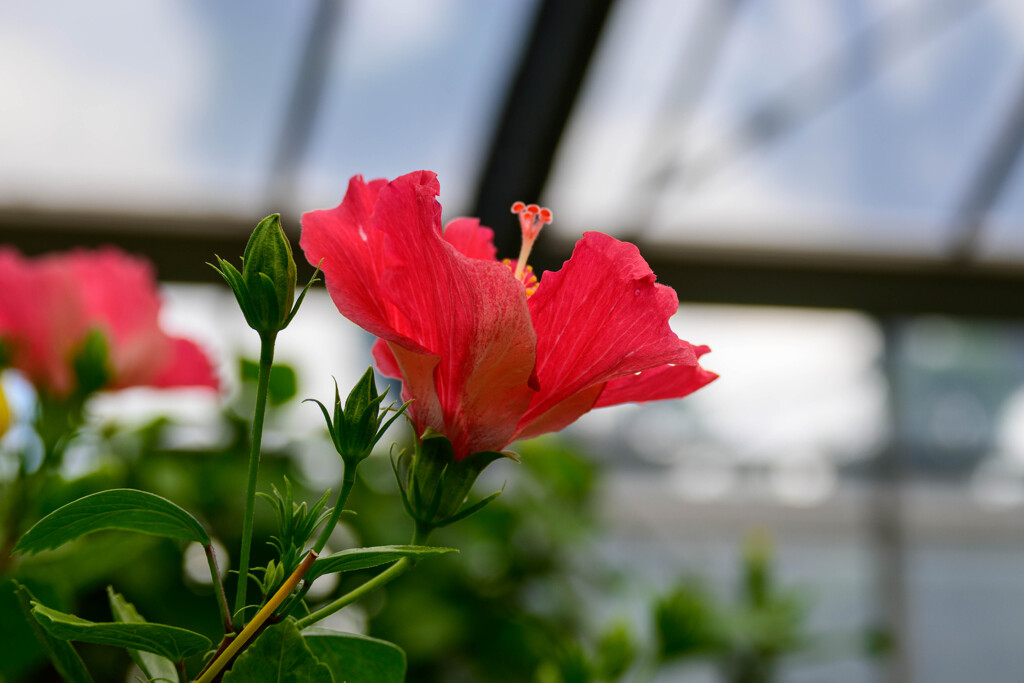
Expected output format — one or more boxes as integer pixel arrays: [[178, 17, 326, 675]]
[[195, 550, 318, 683], [204, 544, 234, 635], [294, 526, 431, 630]]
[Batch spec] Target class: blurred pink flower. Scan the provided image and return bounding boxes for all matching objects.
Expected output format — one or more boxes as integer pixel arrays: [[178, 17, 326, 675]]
[[301, 171, 715, 460], [0, 247, 218, 397]]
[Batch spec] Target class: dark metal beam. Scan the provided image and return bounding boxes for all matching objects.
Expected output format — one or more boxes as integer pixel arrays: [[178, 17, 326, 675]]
[[948, 64, 1024, 260], [265, 0, 342, 215], [5, 208, 1024, 319], [471, 0, 617, 257], [0, 208, 316, 284], [528, 237, 1024, 319]]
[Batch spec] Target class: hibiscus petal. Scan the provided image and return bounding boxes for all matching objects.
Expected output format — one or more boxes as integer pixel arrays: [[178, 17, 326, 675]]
[[150, 338, 220, 389], [63, 248, 171, 387], [371, 337, 402, 379], [384, 341, 444, 440], [0, 248, 218, 396], [515, 232, 707, 439], [513, 384, 603, 441], [0, 249, 82, 394], [442, 218, 498, 261], [369, 172, 538, 458], [300, 175, 430, 351], [595, 345, 717, 407]]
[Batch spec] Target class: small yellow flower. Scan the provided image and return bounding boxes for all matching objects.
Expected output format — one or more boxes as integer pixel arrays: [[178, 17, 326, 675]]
[[0, 379, 9, 439]]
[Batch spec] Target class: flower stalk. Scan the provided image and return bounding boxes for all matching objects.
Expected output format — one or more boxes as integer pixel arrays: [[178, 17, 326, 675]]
[[311, 466, 356, 556], [295, 526, 430, 630], [233, 331, 276, 620]]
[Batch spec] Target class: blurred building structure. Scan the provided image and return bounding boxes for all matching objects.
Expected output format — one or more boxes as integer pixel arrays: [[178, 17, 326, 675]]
[[4, 1, 1024, 681]]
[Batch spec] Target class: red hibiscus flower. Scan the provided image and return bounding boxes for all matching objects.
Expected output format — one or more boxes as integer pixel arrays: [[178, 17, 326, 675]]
[[0, 247, 218, 397], [301, 171, 715, 460]]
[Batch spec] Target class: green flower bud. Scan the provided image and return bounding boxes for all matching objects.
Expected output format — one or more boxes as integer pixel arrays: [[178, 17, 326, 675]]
[[241, 214, 296, 332], [210, 215, 319, 335], [306, 368, 410, 470]]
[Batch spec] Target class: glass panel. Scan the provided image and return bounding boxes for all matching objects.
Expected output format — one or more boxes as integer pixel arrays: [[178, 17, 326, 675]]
[[0, 1, 313, 213], [291, 0, 538, 215], [0, 0, 536, 219], [545, 0, 1024, 257]]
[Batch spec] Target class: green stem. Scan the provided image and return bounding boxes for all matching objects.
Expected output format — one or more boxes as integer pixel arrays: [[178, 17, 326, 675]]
[[295, 526, 431, 630], [197, 551, 318, 683], [233, 332, 277, 620], [204, 544, 234, 634], [311, 468, 357, 555]]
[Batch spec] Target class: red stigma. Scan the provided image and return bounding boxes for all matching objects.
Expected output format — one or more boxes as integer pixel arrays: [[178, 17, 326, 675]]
[[510, 201, 553, 241]]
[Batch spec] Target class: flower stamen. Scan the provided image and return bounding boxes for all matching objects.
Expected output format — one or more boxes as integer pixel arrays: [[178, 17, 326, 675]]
[[510, 202, 553, 281]]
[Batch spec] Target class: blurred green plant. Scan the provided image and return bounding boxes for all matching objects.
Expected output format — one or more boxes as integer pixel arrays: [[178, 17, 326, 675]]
[[0, 355, 304, 682]]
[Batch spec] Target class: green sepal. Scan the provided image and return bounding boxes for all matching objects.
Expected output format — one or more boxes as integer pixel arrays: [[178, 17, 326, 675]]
[[435, 483, 505, 528], [395, 432, 514, 530], [257, 272, 282, 333], [283, 259, 322, 329], [209, 255, 259, 330]]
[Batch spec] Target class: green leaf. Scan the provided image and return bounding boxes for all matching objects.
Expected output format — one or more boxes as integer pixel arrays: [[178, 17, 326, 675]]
[[267, 363, 298, 406], [306, 545, 458, 583], [13, 489, 210, 555], [241, 359, 297, 406], [304, 629, 405, 683], [106, 587, 179, 682], [11, 582, 93, 683], [30, 603, 211, 661], [223, 619, 333, 683]]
